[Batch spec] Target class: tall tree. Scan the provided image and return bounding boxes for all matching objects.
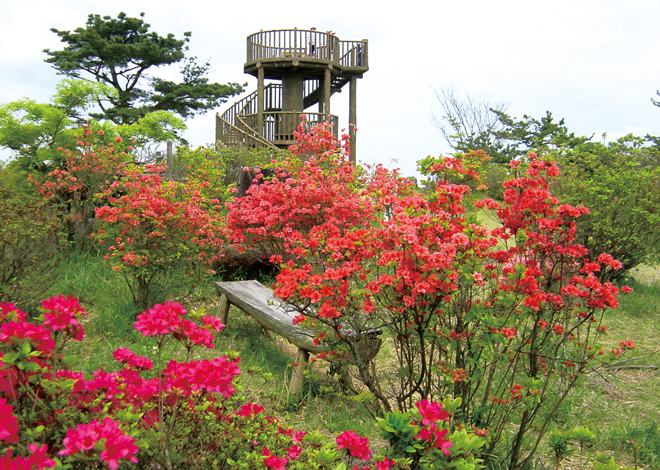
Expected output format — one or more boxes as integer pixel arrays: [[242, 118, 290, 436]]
[[432, 88, 510, 163], [44, 12, 244, 125], [489, 110, 591, 159], [0, 79, 186, 180], [0, 79, 112, 175]]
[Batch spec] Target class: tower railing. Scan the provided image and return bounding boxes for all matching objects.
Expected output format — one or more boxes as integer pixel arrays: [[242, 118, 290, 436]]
[[215, 114, 275, 149], [246, 29, 368, 69], [218, 29, 363, 150], [241, 112, 338, 143]]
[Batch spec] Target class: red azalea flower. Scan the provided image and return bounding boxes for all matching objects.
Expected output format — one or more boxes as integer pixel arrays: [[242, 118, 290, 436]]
[[501, 327, 517, 339]]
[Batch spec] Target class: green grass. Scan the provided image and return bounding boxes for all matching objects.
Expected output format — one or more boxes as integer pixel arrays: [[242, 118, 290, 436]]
[[45, 251, 137, 336], [472, 208, 660, 467], [543, 274, 660, 469], [38, 250, 660, 468]]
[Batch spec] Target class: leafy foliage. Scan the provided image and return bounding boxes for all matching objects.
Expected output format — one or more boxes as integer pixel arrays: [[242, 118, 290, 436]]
[[44, 12, 244, 125], [0, 79, 114, 176], [169, 144, 281, 207], [489, 110, 591, 161], [553, 135, 660, 281], [0, 79, 186, 189], [0, 175, 66, 307]]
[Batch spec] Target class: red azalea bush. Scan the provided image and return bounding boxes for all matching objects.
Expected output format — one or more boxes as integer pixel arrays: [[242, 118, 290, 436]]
[[226, 121, 635, 468], [94, 166, 226, 312], [227, 119, 366, 266]]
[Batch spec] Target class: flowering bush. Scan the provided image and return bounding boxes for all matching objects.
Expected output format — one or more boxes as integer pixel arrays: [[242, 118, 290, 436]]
[[0, 295, 473, 469], [377, 397, 485, 469], [94, 166, 226, 311], [227, 120, 367, 266], [226, 122, 635, 468], [29, 127, 131, 251], [0, 295, 238, 468]]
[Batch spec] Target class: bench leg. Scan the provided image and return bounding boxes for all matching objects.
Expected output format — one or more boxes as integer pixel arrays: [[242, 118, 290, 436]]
[[217, 294, 230, 326], [289, 349, 310, 396], [339, 365, 354, 392]]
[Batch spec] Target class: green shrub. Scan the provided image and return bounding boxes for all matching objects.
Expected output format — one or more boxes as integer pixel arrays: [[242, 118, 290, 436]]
[[484, 163, 508, 200], [554, 135, 660, 282], [0, 179, 66, 309], [170, 144, 285, 207]]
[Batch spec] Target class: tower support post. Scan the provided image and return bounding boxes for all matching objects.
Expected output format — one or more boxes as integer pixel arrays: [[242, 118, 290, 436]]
[[323, 67, 332, 117], [257, 66, 265, 138], [349, 76, 357, 164]]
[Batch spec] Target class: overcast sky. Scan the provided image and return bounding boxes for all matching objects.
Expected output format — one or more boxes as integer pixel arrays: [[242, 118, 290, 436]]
[[1, 0, 658, 176]]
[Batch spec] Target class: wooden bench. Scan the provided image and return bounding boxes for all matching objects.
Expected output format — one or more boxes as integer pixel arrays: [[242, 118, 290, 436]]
[[215, 280, 382, 395], [215, 280, 322, 395]]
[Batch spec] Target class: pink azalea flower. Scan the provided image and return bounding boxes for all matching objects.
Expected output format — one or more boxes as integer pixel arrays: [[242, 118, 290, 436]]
[[59, 418, 138, 468], [41, 295, 85, 318], [336, 430, 371, 460], [286, 444, 302, 460], [100, 432, 139, 469], [1, 321, 55, 353], [415, 399, 450, 426], [201, 315, 226, 332], [113, 348, 154, 370], [0, 303, 27, 322], [415, 424, 453, 457], [262, 448, 289, 470], [26, 443, 56, 469], [235, 403, 264, 418], [0, 398, 19, 444], [134, 301, 185, 336]]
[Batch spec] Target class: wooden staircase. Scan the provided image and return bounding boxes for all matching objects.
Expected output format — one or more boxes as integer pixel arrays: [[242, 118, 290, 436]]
[[216, 79, 350, 150]]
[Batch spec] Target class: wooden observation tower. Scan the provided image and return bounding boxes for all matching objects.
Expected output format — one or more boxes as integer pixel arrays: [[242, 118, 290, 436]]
[[215, 29, 369, 162]]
